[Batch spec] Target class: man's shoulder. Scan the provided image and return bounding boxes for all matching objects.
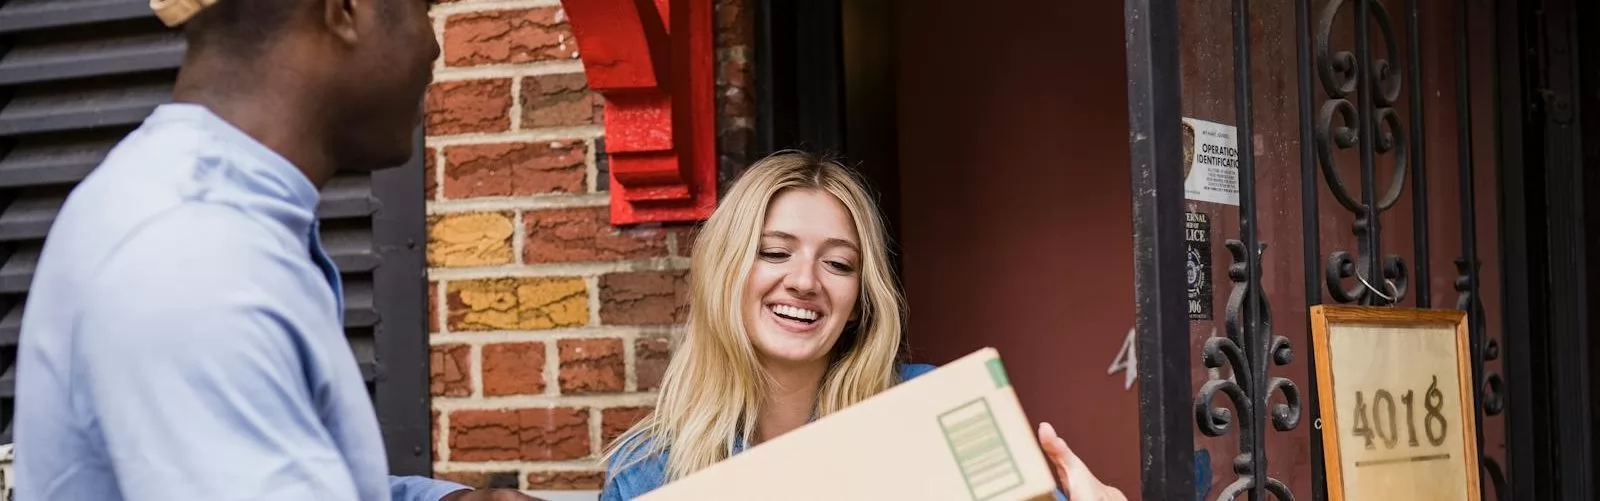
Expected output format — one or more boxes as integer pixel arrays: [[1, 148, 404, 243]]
[[101, 203, 296, 276], [66, 204, 329, 378], [62, 114, 206, 214], [64, 203, 317, 329], [126, 201, 287, 247], [34, 163, 304, 317], [46, 119, 286, 282]]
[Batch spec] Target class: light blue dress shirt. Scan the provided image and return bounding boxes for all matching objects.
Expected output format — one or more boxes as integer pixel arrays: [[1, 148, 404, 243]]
[[601, 363, 1071, 501], [13, 104, 468, 501]]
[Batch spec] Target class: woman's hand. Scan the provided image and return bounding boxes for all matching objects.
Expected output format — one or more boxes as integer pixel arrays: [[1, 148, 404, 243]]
[[1038, 422, 1127, 501]]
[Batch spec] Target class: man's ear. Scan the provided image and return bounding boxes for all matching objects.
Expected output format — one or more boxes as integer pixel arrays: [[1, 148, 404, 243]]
[[323, 0, 359, 44]]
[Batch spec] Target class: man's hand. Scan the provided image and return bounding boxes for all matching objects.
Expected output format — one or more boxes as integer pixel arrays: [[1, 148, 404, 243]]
[[1038, 422, 1128, 501], [440, 488, 547, 501]]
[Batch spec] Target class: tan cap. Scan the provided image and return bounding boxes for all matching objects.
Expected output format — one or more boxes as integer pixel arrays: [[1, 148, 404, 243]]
[[151, 0, 220, 27]]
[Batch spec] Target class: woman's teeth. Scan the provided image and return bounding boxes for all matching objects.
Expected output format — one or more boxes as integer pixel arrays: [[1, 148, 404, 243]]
[[772, 304, 820, 322]]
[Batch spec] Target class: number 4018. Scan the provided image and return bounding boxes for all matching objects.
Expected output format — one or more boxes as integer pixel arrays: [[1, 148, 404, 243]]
[[1351, 375, 1450, 450]]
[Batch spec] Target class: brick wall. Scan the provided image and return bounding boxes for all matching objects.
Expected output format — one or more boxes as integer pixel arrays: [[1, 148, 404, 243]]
[[424, 0, 753, 496]]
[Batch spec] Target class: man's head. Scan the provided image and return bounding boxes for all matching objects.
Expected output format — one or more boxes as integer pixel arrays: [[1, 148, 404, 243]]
[[179, 0, 439, 172]]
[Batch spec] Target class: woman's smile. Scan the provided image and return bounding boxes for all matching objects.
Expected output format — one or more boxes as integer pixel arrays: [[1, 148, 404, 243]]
[[765, 301, 825, 334]]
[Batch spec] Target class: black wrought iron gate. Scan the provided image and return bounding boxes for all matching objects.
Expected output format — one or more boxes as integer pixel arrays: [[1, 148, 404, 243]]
[[1122, 0, 1590, 498]]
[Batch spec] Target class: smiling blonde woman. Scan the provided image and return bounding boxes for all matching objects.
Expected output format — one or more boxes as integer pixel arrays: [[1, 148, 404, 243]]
[[600, 151, 1123, 501]]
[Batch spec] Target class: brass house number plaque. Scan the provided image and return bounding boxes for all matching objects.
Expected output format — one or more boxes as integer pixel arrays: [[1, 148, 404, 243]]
[[1309, 306, 1480, 501]]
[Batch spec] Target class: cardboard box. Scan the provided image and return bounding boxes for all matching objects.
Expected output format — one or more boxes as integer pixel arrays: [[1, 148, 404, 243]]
[[638, 347, 1059, 501]]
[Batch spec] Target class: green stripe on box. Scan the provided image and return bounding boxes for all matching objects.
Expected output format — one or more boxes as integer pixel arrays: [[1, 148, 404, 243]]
[[987, 358, 1010, 388], [939, 397, 1023, 500]]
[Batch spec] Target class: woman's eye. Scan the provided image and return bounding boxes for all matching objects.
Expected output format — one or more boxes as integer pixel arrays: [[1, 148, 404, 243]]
[[759, 251, 790, 261], [826, 261, 855, 273]]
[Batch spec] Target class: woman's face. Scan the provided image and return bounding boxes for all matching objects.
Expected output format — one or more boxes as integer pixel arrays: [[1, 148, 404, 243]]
[[742, 188, 863, 369]]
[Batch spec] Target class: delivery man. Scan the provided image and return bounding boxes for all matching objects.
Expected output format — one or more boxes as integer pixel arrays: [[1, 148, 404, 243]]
[[12, 0, 536, 499]]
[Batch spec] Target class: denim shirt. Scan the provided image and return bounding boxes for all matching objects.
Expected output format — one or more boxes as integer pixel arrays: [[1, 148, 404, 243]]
[[600, 363, 1070, 501]]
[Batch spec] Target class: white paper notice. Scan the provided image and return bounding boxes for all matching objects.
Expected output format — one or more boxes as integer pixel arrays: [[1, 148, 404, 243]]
[[1181, 117, 1240, 206]]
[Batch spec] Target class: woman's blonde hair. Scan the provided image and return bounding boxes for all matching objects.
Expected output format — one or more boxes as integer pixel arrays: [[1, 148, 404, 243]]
[[602, 150, 907, 481]]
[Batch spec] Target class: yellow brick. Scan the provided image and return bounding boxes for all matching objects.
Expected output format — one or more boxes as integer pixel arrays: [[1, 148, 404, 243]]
[[428, 212, 515, 267], [448, 278, 588, 331]]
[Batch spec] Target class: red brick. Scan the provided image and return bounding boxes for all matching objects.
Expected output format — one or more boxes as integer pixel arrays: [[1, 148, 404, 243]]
[[443, 140, 586, 199], [448, 408, 590, 461], [521, 73, 603, 128], [427, 79, 512, 135], [718, 56, 751, 92], [424, 147, 438, 200], [601, 407, 652, 446], [428, 281, 441, 333], [432, 409, 441, 461], [635, 336, 671, 391], [436, 471, 487, 489], [717, 58, 753, 119], [599, 271, 689, 326], [558, 338, 625, 394], [482, 342, 547, 396], [525, 207, 669, 264], [715, 0, 754, 49], [714, 0, 756, 172], [444, 8, 572, 67], [430, 344, 472, 397], [671, 225, 700, 257], [527, 471, 605, 490]]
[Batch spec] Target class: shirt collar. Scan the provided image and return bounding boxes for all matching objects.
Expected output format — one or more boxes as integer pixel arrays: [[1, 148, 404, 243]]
[[146, 102, 322, 216]]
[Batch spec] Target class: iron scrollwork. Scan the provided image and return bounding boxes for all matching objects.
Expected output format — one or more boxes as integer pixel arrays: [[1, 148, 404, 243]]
[[1314, 0, 1410, 306], [1311, 0, 1506, 498], [1457, 258, 1507, 498], [1196, 241, 1302, 500], [1449, 0, 1503, 495], [1193, 0, 1303, 498]]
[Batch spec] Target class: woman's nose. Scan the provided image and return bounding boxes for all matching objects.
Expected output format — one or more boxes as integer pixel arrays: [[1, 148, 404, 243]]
[[783, 263, 818, 295]]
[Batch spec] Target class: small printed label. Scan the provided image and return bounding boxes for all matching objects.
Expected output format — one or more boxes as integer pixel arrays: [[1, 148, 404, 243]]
[[1181, 117, 1241, 206], [1185, 209, 1213, 320], [987, 358, 1010, 389], [939, 398, 1023, 500]]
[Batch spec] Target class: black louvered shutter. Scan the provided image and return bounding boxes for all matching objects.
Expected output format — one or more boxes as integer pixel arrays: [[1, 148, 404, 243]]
[[0, 0, 433, 475]]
